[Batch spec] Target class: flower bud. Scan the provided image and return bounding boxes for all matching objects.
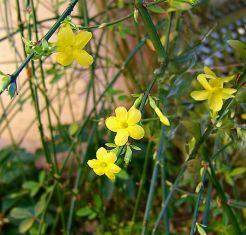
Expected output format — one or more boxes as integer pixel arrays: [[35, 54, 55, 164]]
[[154, 107, 170, 126], [0, 75, 10, 92], [148, 96, 170, 126], [132, 94, 143, 109]]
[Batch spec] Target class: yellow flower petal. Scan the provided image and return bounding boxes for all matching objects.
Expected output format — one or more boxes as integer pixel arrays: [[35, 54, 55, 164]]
[[223, 75, 235, 82], [96, 147, 107, 161], [105, 170, 116, 180], [191, 90, 210, 101], [94, 167, 105, 176], [222, 88, 237, 95], [204, 66, 216, 77], [75, 31, 92, 49], [87, 159, 99, 169], [127, 108, 141, 125], [114, 130, 128, 146], [209, 79, 223, 88], [56, 52, 74, 66], [197, 74, 212, 90], [108, 164, 121, 174], [208, 93, 223, 111], [104, 152, 117, 164], [105, 116, 122, 132], [115, 106, 128, 122], [128, 125, 145, 140], [221, 88, 236, 99], [57, 25, 75, 46], [74, 50, 93, 68]]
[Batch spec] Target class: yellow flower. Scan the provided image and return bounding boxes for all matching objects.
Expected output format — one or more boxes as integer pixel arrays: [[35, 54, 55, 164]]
[[87, 147, 121, 180], [154, 107, 170, 126], [190, 67, 237, 112], [56, 24, 93, 67], [241, 113, 246, 120], [105, 106, 145, 146]]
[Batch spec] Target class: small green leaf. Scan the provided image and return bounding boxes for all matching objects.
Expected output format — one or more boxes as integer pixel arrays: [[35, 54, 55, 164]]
[[88, 212, 97, 220], [195, 182, 202, 193], [196, 223, 207, 235], [94, 195, 102, 209], [105, 143, 117, 148], [10, 208, 33, 219], [130, 144, 141, 151], [76, 207, 94, 217], [0, 76, 11, 93], [19, 218, 35, 234], [23, 181, 40, 197], [229, 167, 246, 177], [68, 123, 79, 136], [34, 197, 46, 216], [124, 146, 132, 165], [134, 8, 139, 23], [169, 0, 192, 11], [148, 5, 166, 14], [117, 170, 129, 180], [8, 83, 17, 98], [41, 39, 49, 50], [39, 171, 46, 183]]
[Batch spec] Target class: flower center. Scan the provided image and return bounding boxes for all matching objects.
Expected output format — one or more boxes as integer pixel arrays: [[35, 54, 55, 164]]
[[122, 122, 128, 128], [65, 45, 74, 51], [100, 162, 107, 168]]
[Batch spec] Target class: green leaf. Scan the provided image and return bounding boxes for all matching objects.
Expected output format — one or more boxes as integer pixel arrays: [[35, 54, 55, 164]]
[[22, 181, 40, 197], [8, 82, 17, 98], [10, 208, 33, 219], [76, 207, 94, 217], [229, 167, 246, 177], [124, 146, 132, 165], [148, 5, 166, 14], [195, 182, 202, 193], [169, 0, 192, 11], [19, 218, 35, 234], [105, 143, 117, 148], [41, 39, 49, 50], [94, 195, 102, 209], [196, 223, 207, 235], [130, 144, 141, 151], [34, 197, 46, 216], [0, 76, 10, 93], [68, 123, 79, 136], [88, 212, 97, 220], [39, 171, 46, 183], [117, 170, 129, 180]]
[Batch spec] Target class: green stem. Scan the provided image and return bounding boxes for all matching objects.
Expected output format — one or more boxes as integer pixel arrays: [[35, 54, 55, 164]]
[[130, 140, 152, 234], [66, 125, 96, 234], [190, 169, 207, 235], [141, 126, 166, 235]]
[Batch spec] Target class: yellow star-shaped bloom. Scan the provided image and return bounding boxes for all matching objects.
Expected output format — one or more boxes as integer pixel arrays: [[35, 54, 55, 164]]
[[191, 67, 237, 112], [105, 106, 145, 146], [56, 24, 93, 67], [87, 147, 121, 181]]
